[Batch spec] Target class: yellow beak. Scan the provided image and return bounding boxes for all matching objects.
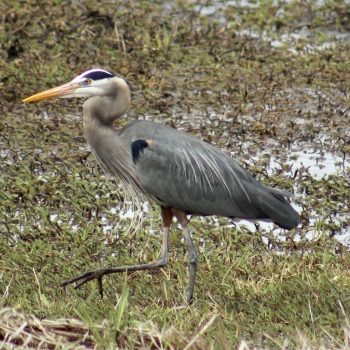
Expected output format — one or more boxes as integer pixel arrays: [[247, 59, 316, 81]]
[[22, 83, 80, 103]]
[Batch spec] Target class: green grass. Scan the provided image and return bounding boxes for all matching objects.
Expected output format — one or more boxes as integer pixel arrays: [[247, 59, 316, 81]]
[[1, 0, 350, 348]]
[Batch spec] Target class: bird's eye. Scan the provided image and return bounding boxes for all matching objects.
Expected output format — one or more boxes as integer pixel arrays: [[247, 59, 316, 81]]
[[82, 78, 92, 85]]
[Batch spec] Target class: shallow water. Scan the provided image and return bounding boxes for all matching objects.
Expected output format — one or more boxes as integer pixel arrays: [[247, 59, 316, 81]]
[[193, 0, 350, 55]]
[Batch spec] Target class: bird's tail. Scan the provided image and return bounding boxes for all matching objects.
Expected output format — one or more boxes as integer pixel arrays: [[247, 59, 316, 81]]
[[253, 185, 300, 230]]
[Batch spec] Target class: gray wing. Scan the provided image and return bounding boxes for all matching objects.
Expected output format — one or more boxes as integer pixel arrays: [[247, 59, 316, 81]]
[[120, 120, 299, 229]]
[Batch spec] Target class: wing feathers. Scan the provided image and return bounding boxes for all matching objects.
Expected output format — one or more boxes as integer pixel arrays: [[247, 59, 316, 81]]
[[118, 121, 299, 229]]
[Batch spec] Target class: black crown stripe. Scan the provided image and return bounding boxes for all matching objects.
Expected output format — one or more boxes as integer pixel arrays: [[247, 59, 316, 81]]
[[84, 70, 115, 80]]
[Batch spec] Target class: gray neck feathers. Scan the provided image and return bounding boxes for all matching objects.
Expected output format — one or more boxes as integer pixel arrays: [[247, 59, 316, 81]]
[[81, 79, 144, 198]]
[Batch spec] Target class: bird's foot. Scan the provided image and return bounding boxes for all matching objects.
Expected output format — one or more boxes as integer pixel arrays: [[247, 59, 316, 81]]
[[61, 268, 108, 298], [61, 261, 166, 298]]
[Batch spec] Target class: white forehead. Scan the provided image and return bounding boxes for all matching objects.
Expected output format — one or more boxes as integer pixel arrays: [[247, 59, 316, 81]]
[[71, 69, 115, 83]]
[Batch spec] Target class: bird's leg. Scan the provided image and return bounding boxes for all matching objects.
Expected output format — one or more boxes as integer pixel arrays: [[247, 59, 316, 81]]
[[172, 209, 198, 304], [61, 207, 173, 296]]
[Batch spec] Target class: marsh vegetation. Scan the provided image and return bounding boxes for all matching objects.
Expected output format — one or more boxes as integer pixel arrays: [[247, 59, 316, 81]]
[[0, 0, 350, 348]]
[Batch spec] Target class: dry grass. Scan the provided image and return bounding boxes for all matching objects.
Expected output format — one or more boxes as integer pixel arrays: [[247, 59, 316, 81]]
[[0, 307, 98, 349], [2, 307, 350, 349], [0, 307, 220, 349]]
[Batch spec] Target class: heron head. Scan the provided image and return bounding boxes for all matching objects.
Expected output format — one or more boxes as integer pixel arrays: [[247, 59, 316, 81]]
[[23, 69, 119, 102]]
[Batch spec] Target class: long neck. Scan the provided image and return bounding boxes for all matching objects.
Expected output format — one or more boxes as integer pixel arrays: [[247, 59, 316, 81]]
[[81, 84, 144, 195], [82, 92, 128, 166], [82, 77, 130, 155]]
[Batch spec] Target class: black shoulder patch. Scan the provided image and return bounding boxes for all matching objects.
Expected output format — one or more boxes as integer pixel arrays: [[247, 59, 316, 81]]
[[131, 139, 149, 164], [84, 70, 115, 81]]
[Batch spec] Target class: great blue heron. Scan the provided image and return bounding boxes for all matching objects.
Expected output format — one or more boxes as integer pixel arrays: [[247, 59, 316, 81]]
[[23, 68, 299, 303]]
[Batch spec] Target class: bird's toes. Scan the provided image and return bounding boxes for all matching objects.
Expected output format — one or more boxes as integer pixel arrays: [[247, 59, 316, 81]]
[[74, 273, 98, 289], [61, 271, 96, 288], [97, 276, 104, 298]]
